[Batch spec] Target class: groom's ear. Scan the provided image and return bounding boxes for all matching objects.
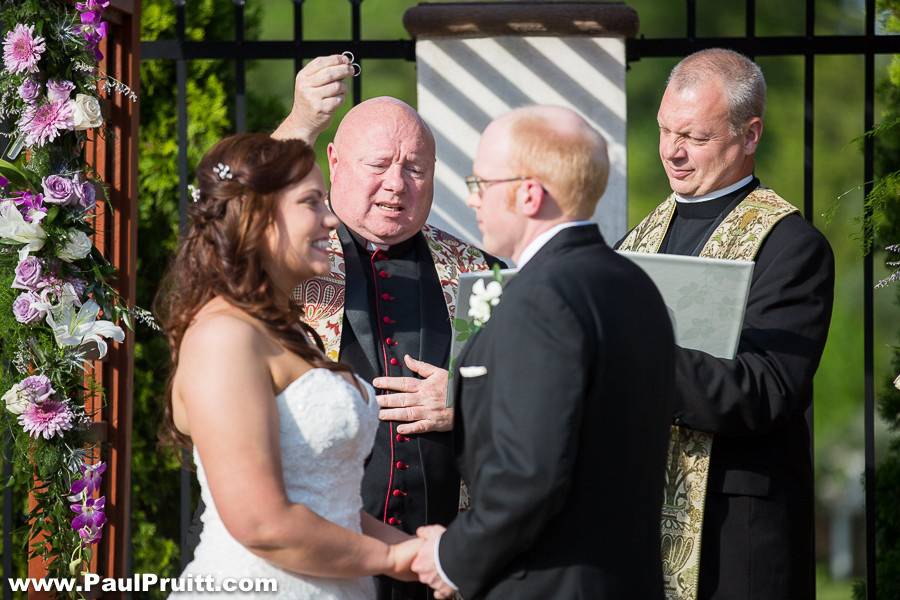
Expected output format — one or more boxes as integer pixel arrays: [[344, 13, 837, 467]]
[[518, 178, 545, 218]]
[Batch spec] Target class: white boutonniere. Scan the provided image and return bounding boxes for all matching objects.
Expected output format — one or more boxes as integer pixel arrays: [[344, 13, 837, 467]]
[[453, 264, 505, 342], [468, 277, 503, 326]]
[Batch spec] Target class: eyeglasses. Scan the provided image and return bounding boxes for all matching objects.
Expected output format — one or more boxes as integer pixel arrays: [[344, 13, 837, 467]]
[[464, 175, 529, 196]]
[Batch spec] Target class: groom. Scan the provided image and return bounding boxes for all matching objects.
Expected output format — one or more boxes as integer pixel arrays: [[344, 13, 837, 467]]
[[411, 105, 675, 599]]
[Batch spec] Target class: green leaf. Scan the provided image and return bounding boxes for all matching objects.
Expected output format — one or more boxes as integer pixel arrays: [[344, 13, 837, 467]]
[[455, 333, 470, 342], [44, 206, 59, 224], [452, 318, 471, 333], [0, 158, 34, 190]]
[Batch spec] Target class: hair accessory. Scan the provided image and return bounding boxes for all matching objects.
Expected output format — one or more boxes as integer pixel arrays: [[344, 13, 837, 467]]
[[187, 184, 201, 203], [213, 162, 233, 181], [342, 51, 361, 77]]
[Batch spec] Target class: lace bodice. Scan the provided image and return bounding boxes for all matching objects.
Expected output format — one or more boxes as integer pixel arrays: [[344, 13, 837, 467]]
[[173, 368, 379, 599]]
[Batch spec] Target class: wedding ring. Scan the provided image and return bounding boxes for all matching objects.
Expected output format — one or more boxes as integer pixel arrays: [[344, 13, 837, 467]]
[[342, 51, 361, 77]]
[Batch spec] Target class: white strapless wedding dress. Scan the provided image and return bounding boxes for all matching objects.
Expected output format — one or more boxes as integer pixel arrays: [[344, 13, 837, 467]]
[[172, 368, 379, 599]]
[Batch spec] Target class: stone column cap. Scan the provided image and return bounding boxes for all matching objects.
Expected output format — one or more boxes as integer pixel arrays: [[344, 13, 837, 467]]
[[404, 2, 639, 39]]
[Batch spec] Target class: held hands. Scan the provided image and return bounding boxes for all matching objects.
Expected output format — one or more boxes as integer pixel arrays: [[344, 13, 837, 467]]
[[374, 356, 453, 434], [387, 537, 423, 582], [412, 525, 455, 599], [275, 55, 355, 144]]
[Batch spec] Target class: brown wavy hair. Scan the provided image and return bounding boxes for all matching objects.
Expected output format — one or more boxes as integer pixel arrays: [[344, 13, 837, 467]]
[[154, 133, 355, 449]]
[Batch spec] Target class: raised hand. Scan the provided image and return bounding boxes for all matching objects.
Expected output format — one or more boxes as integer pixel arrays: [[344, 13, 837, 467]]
[[272, 54, 355, 144], [374, 355, 453, 434]]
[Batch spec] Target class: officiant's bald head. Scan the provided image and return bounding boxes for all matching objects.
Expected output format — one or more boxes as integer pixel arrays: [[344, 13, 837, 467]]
[[326, 97, 436, 245]]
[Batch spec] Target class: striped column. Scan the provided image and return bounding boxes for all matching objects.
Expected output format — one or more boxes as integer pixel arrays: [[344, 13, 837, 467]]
[[404, 2, 638, 248]]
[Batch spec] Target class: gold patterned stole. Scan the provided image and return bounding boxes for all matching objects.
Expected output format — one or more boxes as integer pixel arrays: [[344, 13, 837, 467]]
[[619, 187, 798, 600], [294, 224, 493, 361]]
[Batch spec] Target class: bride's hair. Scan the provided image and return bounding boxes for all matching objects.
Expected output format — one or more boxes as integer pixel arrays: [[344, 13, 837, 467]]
[[154, 133, 355, 449]]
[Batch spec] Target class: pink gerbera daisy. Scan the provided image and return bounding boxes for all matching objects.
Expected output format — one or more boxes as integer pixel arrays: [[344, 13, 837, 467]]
[[3, 24, 46, 75], [19, 100, 74, 148], [18, 399, 75, 440]]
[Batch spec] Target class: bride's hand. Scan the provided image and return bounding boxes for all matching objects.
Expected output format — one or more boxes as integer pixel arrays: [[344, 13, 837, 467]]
[[386, 537, 423, 581]]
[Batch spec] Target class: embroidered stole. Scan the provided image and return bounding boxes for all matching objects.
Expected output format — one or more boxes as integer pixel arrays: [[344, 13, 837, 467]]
[[619, 187, 798, 600], [294, 223, 492, 361]]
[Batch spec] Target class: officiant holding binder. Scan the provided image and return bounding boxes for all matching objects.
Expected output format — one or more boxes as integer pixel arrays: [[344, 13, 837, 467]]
[[618, 49, 834, 600]]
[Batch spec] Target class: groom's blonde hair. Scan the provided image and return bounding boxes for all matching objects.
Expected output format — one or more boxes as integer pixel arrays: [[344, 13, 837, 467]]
[[504, 106, 609, 220]]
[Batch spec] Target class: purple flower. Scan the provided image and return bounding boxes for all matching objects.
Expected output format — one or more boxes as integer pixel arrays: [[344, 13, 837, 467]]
[[20, 375, 55, 404], [69, 462, 106, 496], [18, 398, 73, 439], [2, 24, 46, 75], [73, 174, 96, 209], [0, 176, 8, 188], [46, 79, 75, 103], [76, 0, 111, 11], [12, 256, 42, 290], [12, 191, 46, 223], [20, 101, 74, 148], [18, 78, 39, 103], [76, 523, 103, 545], [12, 291, 42, 324], [42, 175, 76, 205], [71, 496, 106, 530]]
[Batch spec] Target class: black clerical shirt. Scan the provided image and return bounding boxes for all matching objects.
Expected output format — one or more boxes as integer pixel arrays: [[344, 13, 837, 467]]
[[660, 177, 758, 256]]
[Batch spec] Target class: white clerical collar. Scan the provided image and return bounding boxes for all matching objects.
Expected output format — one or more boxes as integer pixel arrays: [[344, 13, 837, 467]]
[[516, 220, 595, 268], [674, 175, 754, 204], [366, 241, 389, 253]]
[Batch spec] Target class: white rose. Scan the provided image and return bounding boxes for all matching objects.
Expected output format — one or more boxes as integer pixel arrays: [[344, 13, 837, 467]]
[[3, 385, 28, 415], [71, 94, 103, 131], [57, 230, 93, 262]]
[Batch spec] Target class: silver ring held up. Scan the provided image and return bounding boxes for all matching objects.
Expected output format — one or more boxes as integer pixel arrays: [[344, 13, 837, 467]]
[[342, 51, 361, 77]]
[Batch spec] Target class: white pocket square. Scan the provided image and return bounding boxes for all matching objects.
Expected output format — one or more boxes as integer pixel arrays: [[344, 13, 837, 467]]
[[459, 366, 488, 378]]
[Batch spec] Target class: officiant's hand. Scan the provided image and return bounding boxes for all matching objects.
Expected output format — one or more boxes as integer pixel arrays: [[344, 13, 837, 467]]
[[272, 55, 355, 144], [374, 356, 453, 434], [412, 525, 455, 599]]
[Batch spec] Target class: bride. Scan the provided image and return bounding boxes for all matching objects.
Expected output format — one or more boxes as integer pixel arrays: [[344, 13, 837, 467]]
[[155, 133, 420, 598]]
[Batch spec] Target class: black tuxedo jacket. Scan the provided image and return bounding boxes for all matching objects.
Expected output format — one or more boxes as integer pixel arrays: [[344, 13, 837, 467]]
[[439, 225, 675, 600]]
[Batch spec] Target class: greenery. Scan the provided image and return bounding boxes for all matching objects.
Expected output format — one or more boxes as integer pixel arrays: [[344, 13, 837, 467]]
[[854, 2, 900, 598], [0, 0, 136, 593]]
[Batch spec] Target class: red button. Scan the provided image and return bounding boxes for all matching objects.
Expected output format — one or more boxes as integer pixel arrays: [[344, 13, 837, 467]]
[[395, 461, 408, 470], [378, 270, 389, 279], [388, 517, 402, 526], [385, 337, 393, 345], [383, 316, 395, 324], [381, 293, 392, 301], [392, 489, 407, 497], [395, 433, 411, 443], [390, 357, 399, 366]]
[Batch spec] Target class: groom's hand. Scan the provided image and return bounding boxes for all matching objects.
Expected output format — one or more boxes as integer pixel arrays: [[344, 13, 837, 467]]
[[374, 356, 453, 434], [412, 525, 455, 599]]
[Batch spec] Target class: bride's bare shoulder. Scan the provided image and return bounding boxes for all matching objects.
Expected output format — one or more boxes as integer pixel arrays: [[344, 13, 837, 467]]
[[180, 298, 268, 361]]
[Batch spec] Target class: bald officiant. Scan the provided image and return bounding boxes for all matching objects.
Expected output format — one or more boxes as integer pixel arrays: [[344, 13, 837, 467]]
[[619, 49, 834, 600]]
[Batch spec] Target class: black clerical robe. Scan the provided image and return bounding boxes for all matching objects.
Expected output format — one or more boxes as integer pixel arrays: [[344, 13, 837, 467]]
[[337, 225, 502, 600], [619, 178, 835, 600]]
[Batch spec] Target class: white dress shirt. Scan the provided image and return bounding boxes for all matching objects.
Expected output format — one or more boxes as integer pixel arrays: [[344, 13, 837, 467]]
[[515, 220, 596, 268]]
